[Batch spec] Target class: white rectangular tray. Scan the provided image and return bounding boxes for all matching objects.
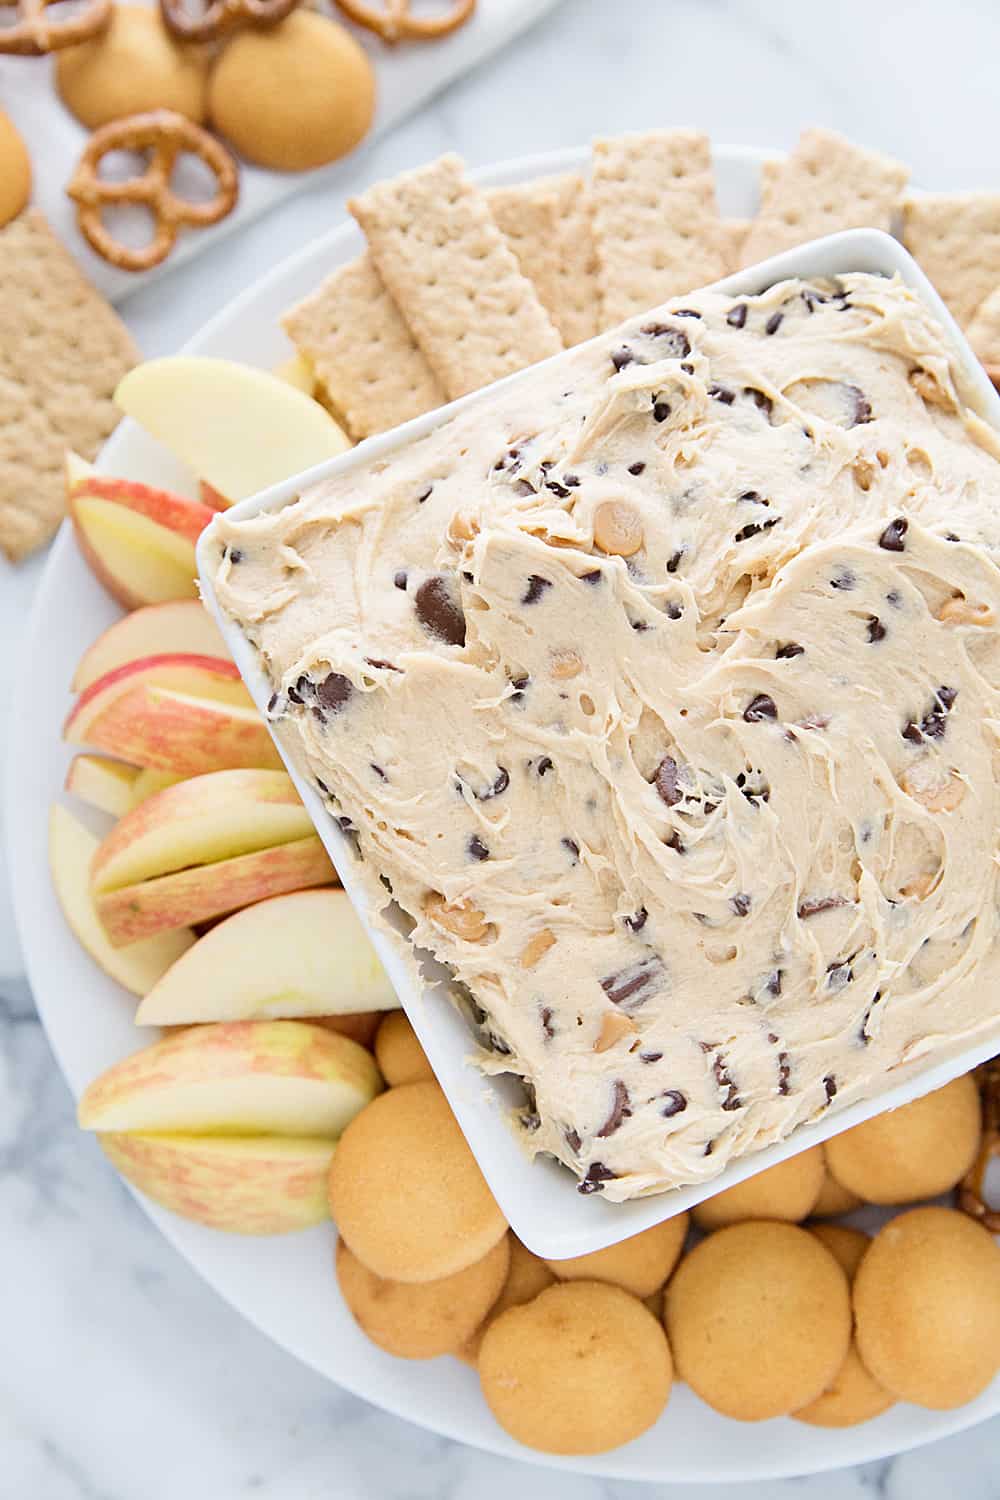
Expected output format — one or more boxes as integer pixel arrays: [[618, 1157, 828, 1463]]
[[198, 227, 1000, 1259]]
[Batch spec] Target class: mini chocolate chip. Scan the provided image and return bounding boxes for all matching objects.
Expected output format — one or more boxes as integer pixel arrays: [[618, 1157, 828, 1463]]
[[739, 490, 762, 503], [937, 685, 958, 710], [415, 575, 466, 646], [562, 837, 580, 862], [563, 473, 581, 486], [731, 892, 751, 916], [370, 763, 387, 781], [565, 1127, 582, 1153], [521, 574, 552, 605], [462, 571, 474, 583], [901, 720, 924, 744], [630, 616, 652, 631], [641, 323, 691, 359], [946, 532, 960, 543], [886, 589, 902, 607], [578, 1161, 617, 1194], [266, 692, 279, 714], [708, 383, 735, 404], [365, 657, 399, 672], [824, 1073, 838, 1102], [580, 568, 603, 585], [468, 834, 489, 861], [830, 568, 856, 591], [227, 547, 242, 564], [777, 1052, 791, 1095], [734, 518, 779, 542], [597, 1080, 632, 1138], [535, 756, 553, 776], [666, 549, 683, 574], [417, 484, 433, 504], [640, 1051, 663, 1064], [828, 960, 853, 990], [798, 895, 848, 919], [611, 346, 635, 371], [546, 479, 571, 498], [513, 479, 536, 496], [652, 400, 672, 423], [713, 1053, 742, 1111], [316, 672, 353, 714], [867, 615, 887, 643], [600, 955, 664, 1007], [744, 693, 777, 723], [628, 461, 646, 476], [624, 906, 648, 933], [745, 386, 773, 416], [393, 569, 408, 590], [878, 517, 908, 552], [765, 311, 784, 335], [680, 362, 695, 374], [540, 461, 554, 473], [672, 308, 702, 319], [541, 1006, 554, 1039], [776, 642, 804, 659], [664, 828, 686, 852], [286, 676, 309, 705], [665, 601, 683, 620], [727, 303, 748, 328], [336, 815, 355, 833], [481, 767, 510, 800], [654, 755, 682, 806], [660, 1089, 688, 1118], [766, 969, 783, 997]]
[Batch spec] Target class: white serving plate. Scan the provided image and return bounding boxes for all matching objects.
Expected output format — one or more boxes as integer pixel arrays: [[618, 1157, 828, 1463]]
[[8, 144, 1000, 1483]]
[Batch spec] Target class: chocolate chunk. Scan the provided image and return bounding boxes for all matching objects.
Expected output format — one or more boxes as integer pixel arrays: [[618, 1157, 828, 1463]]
[[546, 479, 572, 498], [665, 602, 683, 620], [878, 517, 908, 552], [708, 383, 735, 405], [561, 836, 580, 862], [765, 311, 784, 335], [766, 969, 783, 997], [727, 303, 748, 328], [417, 484, 433, 504], [777, 1052, 791, 1095], [578, 1161, 617, 1195], [415, 575, 466, 646], [597, 1080, 632, 1138], [227, 547, 242, 564], [565, 1127, 582, 1153], [482, 767, 510, 800], [393, 569, 408, 590], [600, 955, 664, 1008], [336, 814, 356, 833], [640, 1050, 663, 1063], [731, 892, 752, 917], [660, 1089, 688, 1118], [776, 641, 804, 659], [739, 490, 763, 503], [824, 1074, 838, 1103], [654, 754, 682, 806], [541, 1006, 554, 1039], [735, 518, 779, 542], [370, 763, 387, 781], [744, 386, 773, 416], [468, 834, 489, 861], [628, 461, 646, 476], [316, 672, 353, 715], [624, 906, 648, 933], [664, 828, 687, 852], [521, 574, 552, 606], [901, 719, 924, 744], [535, 756, 553, 777], [744, 693, 777, 723], [830, 567, 856, 591], [652, 400, 672, 423], [286, 675, 310, 705], [866, 615, 887, 643], [580, 568, 603, 585], [611, 346, 635, 371], [798, 895, 848, 919], [641, 323, 691, 359]]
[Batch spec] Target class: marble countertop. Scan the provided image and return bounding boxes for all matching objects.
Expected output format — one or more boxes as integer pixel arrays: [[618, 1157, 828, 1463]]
[[4, 0, 1000, 1491]]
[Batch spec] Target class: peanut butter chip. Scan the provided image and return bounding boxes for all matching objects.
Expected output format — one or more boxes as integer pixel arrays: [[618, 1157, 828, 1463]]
[[594, 1012, 637, 1053], [550, 648, 583, 679], [899, 767, 967, 812], [521, 929, 556, 968], [423, 892, 490, 942], [937, 596, 994, 627], [593, 500, 644, 557]]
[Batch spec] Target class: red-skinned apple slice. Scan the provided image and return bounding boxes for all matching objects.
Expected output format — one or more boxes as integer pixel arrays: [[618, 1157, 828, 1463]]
[[66, 453, 215, 610], [72, 601, 228, 692], [95, 834, 336, 944], [135, 887, 398, 1025], [63, 653, 280, 774], [64, 755, 139, 817]]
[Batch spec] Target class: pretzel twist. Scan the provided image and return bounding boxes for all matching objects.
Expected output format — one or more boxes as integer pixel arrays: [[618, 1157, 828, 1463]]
[[334, 0, 474, 43], [159, 0, 299, 44], [958, 1059, 1000, 1234], [0, 0, 112, 54]]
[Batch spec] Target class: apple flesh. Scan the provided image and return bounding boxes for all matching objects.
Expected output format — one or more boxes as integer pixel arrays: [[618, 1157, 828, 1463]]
[[64, 755, 139, 817], [66, 452, 215, 610], [79, 1019, 381, 1137], [135, 887, 398, 1026], [99, 1132, 336, 1234], [96, 834, 335, 944], [272, 352, 317, 396], [114, 357, 351, 504], [63, 653, 280, 776], [72, 601, 228, 692], [48, 804, 194, 997], [130, 768, 185, 807]]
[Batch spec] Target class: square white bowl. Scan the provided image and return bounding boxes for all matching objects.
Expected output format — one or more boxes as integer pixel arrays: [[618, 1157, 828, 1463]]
[[198, 227, 1000, 1259]]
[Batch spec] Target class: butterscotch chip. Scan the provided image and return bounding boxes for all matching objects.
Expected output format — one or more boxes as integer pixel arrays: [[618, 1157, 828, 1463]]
[[824, 1075, 981, 1204], [937, 596, 994, 626], [898, 765, 967, 812], [208, 12, 375, 171], [423, 892, 490, 942], [593, 500, 643, 557], [0, 109, 30, 227], [546, 1212, 688, 1299], [328, 1081, 507, 1283], [374, 1010, 434, 1086], [479, 1281, 672, 1455], [336, 1233, 509, 1359], [593, 1011, 636, 1053], [854, 1207, 1000, 1408], [811, 1154, 864, 1218], [549, 647, 583, 679], [520, 929, 555, 969], [692, 1145, 825, 1231], [665, 1222, 851, 1421], [458, 1237, 555, 1365], [55, 6, 208, 130]]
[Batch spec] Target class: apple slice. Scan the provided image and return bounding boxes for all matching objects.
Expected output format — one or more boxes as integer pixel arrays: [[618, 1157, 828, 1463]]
[[72, 601, 228, 692], [79, 1020, 381, 1136], [130, 768, 185, 807], [99, 1132, 336, 1234], [66, 452, 215, 610], [199, 480, 230, 510], [115, 357, 351, 504], [64, 755, 139, 817], [273, 352, 317, 396], [48, 805, 194, 997], [96, 835, 335, 944], [135, 887, 398, 1026], [63, 653, 280, 775]]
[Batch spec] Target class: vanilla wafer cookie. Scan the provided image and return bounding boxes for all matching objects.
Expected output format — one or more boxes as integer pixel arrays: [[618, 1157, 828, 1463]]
[[349, 154, 562, 400], [589, 128, 728, 323], [740, 129, 908, 267], [903, 193, 1000, 330], [282, 254, 444, 441], [488, 173, 600, 347]]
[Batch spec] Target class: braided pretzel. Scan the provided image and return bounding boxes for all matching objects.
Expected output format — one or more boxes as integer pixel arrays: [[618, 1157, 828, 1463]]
[[334, 0, 474, 43], [0, 0, 111, 54], [66, 110, 239, 273], [958, 1059, 1000, 1234], [159, 0, 299, 44]]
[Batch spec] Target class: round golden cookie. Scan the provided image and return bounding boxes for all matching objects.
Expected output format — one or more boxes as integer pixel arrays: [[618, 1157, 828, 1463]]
[[336, 1233, 509, 1359], [375, 1011, 434, 1086], [0, 110, 30, 228], [545, 1212, 689, 1299], [328, 1080, 507, 1283], [794, 1224, 895, 1428], [824, 1075, 982, 1205], [811, 1154, 865, 1218], [478, 1281, 672, 1455], [853, 1206, 1000, 1409], [459, 1237, 555, 1365], [664, 1221, 851, 1421], [55, 7, 208, 130], [692, 1145, 825, 1231], [207, 12, 375, 172]]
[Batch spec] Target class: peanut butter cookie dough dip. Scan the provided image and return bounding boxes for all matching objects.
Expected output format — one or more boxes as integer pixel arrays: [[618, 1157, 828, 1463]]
[[213, 272, 1000, 1201]]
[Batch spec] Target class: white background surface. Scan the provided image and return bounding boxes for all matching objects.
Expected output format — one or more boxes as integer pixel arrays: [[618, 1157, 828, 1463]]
[[4, 0, 1000, 1493]]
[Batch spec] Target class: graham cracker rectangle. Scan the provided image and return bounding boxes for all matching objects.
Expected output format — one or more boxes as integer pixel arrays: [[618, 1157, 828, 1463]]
[[0, 210, 138, 562], [902, 193, 1000, 329], [349, 154, 562, 401], [740, 128, 909, 267], [487, 174, 600, 347], [965, 284, 1000, 367], [282, 254, 445, 441], [719, 218, 751, 272], [589, 128, 729, 325]]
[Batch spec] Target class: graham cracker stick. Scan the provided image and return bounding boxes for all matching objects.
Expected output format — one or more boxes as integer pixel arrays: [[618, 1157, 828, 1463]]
[[0, 210, 137, 562], [349, 154, 562, 400], [902, 193, 1000, 330], [487, 174, 600, 347], [589, 128, 729, 324]]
